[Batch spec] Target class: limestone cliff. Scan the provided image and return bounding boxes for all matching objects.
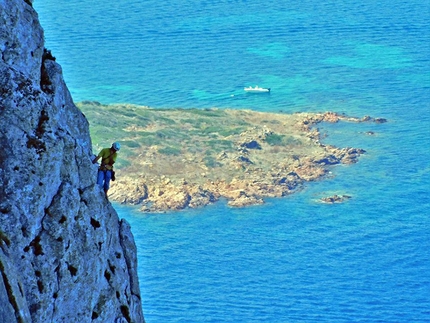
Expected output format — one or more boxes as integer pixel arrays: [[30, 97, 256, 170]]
[[0, 1, 144, 322]]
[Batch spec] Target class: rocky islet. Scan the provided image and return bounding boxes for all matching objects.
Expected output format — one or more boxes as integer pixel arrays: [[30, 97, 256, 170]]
[[79, 103, 383, 212]]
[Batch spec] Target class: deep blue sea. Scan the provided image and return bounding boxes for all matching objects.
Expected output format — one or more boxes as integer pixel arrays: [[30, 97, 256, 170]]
[[34, 0, 430, 322]]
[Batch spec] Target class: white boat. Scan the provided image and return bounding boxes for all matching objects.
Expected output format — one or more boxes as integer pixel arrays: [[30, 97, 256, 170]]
[[244, 85, 271, 93]]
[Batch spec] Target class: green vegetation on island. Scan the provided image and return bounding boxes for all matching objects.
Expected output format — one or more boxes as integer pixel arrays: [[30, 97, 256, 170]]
[[78, 101, 378, 212]]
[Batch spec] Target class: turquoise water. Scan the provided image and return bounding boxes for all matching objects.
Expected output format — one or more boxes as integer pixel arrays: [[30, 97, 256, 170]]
[[34, 0, 430, 322]]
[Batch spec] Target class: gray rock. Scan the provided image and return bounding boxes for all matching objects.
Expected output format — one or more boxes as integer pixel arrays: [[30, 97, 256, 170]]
[[237, 155, 253, 164], [315, 154, 340, 165], [240, 140, 261, 150], [0, 1, 144, 322]]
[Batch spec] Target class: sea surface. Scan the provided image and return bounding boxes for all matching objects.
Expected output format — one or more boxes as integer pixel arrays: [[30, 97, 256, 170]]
[[34, 0, 430, 322]]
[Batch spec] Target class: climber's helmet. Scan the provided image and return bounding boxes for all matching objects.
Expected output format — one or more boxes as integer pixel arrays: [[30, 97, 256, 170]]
[[112, 142, 121, 151]]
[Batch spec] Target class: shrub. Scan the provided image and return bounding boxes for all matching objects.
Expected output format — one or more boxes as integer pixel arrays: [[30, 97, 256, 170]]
[[218, 127, 246, 137], [158, 146, 181, 156], [122, 140, 140, 148], [186, 108, 225, 117], [207, 139, 233, 150], [204, 156, 222, 168], [265, 133, 285, 146], [266, 134, 302, 146]]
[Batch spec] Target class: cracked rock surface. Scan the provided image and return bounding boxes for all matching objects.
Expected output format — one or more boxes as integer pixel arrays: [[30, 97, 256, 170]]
[[0, 1, 144, 322]]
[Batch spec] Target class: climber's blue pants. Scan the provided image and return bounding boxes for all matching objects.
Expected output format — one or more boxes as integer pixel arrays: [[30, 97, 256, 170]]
[[97, 170, 112, 191]]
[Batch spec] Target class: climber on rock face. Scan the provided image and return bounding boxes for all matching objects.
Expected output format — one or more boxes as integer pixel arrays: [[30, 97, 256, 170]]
[[92, 142, 120, 196]]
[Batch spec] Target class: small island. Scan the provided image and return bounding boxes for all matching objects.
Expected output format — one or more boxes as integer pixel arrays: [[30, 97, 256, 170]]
[[78, 101, 384, 212]]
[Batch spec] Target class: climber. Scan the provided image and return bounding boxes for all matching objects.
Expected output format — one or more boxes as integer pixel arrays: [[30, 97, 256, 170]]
[[92, 142, 120, 196]]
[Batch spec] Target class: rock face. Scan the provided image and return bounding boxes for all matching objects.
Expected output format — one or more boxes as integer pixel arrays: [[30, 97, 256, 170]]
[[0, 1, 144, 322]]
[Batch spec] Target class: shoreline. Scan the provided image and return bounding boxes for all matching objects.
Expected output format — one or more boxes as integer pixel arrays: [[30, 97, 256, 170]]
[[78, 102, 385, 212]]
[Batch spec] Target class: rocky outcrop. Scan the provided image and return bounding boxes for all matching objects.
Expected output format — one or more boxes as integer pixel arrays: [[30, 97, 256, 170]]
[[0, 1, 144, 322], [320, 194, 352, 203]]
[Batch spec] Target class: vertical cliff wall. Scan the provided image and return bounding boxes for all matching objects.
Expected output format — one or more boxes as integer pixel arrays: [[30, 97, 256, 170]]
[[0, 1, 144, 322]]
